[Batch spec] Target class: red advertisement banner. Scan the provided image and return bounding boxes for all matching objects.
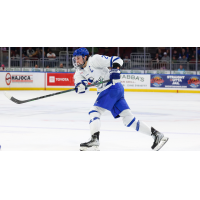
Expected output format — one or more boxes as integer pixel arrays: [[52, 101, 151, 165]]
[[47, 73, 74, 86]]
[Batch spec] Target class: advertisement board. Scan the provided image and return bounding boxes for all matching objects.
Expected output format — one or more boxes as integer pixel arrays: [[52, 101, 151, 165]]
[[120, 74, 150, 89], [1, 71, 200, 92], [47, 73, 74, 86], [151, 74, 200, 89], [46, 73, 74, 89], [0, 72, 45, 89]]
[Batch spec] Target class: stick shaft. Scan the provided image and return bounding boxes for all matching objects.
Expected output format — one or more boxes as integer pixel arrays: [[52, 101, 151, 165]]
[[9, 79, 111, 104]]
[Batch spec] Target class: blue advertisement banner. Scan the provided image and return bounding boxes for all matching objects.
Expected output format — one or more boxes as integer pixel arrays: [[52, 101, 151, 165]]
[[150, 75, 200, 89]]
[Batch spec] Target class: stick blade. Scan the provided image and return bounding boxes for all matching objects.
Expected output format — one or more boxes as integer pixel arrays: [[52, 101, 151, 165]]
[[4, 91, 12, 100], [4, 92, 22, 104]]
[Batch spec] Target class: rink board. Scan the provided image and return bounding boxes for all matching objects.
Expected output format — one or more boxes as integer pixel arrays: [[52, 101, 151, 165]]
[[1, 72, 200, 93], [0, 72, 45, 90]]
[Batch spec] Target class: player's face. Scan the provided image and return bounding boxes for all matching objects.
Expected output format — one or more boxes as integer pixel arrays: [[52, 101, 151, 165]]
[[72, 55, 85, 69], [75, 56, 84, 65]]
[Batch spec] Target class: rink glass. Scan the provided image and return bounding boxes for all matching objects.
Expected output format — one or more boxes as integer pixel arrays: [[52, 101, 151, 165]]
[[1, 47, 199, 75]]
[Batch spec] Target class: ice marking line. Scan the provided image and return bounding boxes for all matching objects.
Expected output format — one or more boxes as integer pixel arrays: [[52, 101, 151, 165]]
[[0, 125, 200, 135]]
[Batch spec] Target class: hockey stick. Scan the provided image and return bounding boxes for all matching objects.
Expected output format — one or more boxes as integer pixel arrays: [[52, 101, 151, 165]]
[[4, 79, 111, 104]]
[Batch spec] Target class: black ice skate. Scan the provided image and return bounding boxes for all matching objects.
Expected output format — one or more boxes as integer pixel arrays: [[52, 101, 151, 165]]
[[151, 127, 169, 151], [80, 132, 100, 151]]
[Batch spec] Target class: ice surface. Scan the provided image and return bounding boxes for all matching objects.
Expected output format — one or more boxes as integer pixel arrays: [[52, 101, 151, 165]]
[[0, 90, 200, 151]]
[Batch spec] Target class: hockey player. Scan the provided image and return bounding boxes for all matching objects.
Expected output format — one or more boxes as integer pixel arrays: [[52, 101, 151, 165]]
[[72, 48, 169, 151]]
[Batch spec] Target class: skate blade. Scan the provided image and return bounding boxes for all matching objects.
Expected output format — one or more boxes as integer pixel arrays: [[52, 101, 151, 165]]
[[80, 146, 99, 151], [153, 137, 169, 151]]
